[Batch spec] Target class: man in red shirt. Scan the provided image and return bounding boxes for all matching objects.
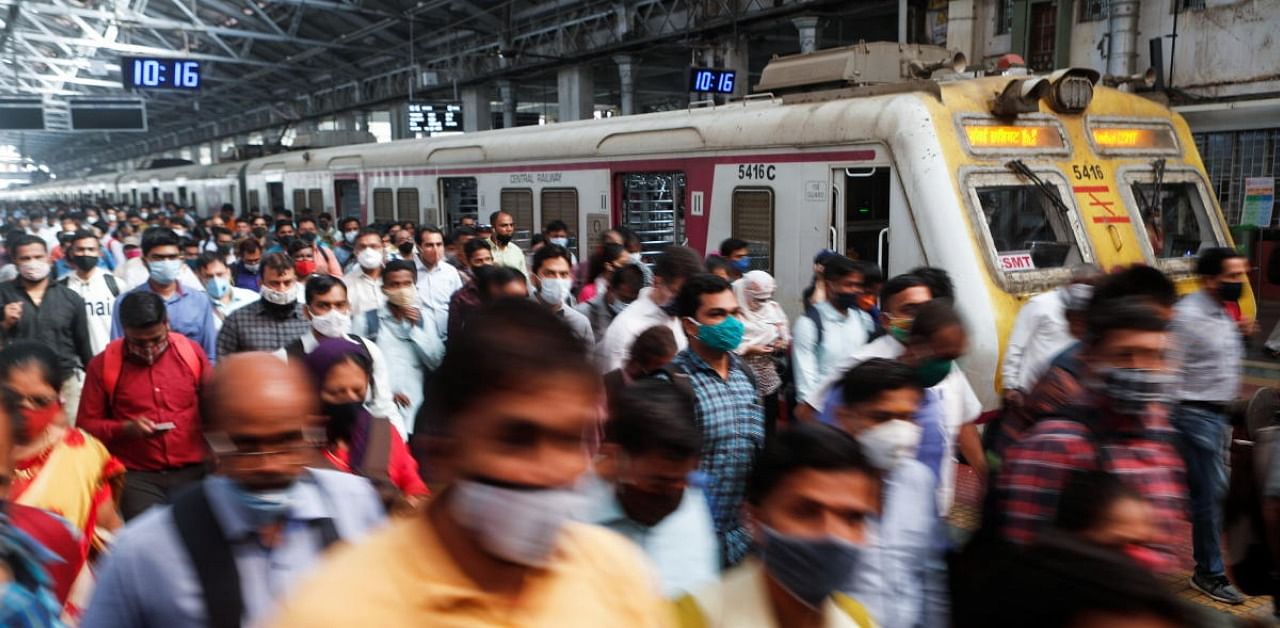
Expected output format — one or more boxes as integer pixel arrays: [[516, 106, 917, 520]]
[[78, 291, 209, 520]]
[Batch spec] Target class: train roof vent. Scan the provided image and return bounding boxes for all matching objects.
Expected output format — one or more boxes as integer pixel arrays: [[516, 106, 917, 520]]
[[291, 130, 377, 150], [755, 41, 966, 94], [140, 158, 194, 169]]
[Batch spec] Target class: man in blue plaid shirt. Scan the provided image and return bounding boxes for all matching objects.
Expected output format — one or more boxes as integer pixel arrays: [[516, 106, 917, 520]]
[[665, 273, 765, 567]]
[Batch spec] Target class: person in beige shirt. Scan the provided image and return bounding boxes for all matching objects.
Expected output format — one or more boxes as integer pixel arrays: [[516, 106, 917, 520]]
[[268, 298, 670, 628]]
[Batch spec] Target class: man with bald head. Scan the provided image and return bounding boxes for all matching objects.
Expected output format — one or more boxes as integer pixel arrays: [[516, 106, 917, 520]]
[[82, 353, 387, 628]]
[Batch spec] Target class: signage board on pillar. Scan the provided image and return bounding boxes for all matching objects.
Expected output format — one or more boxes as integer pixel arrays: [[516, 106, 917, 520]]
[[688, 68, 737, 94], [407, 103, 463, 135]]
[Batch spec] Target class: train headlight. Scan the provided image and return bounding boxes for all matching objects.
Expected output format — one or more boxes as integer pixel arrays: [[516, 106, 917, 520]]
[[1044, 68, 1100, 114]]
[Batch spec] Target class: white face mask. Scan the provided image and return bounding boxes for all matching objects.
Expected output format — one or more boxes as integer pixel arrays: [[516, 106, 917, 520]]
[[356, 247, 384, 270], [450, 478, 587, 567], [537, 277, 572, 306], [260, 285, 295, 306], [855, 419, 922, 471], [310, 308, 352, 338], [548, 237, 569, 248], [18, 260, 50, 282]]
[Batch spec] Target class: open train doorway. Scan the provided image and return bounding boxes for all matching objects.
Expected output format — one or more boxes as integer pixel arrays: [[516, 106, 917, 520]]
[[831, 167, 891, 269], [620, 172, 685, 265], [334, 179, 360, 220], [267, 182, 285, 212]]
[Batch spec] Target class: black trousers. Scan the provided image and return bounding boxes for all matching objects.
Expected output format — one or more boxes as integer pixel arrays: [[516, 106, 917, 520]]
[[120, 464, 207, 521]]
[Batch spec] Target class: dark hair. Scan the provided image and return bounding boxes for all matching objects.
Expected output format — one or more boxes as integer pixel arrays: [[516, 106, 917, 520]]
[[286, 238, 312, 257], [383, 259, 416, 280], [653, 245, 705, 282], [1195, 246, 1244, 277], [673, 273, 732, 318], [423, 299, 595, 433], [262, 252, 295, 276], [9, 234, 46, 255], [339, 217, 360, 231], [839, 358, 923, 406], [488, 210, 510, 225], [1090, 265, 1177, 311], [822, 255, 861, 281], [193, 252, 226, 273], [476, 266, 527, 302], [1084, 299, 1169, 346], [274, 220, 293, 233], [296, 216, 317, 229], [70, 229, 99, 246], [704, 255, 732, 276], [629, 325, 677, 366], [747, 423, 876, 505], [464, 237, 492, 260], [611, 263, 645, 291], [544, 220, 569, 234], [305, 274, 346, 305], [909, 298, 964, 340], [210, 226, 232, 239], [0, 341, 67, 405], [1056, 470, 1143, 534], [587, 243, 628, 283], [719, 237, 750, 257], [909, 266, 955, 301], [532, 243, 573, 274], [606, 378, 702, 458], [140, 226, 180, 256], [856, 260, 884, 286], [354, 227, 381, 242], [880, 273, 930, 306], [417, 226, 444, 245], [119, 290, 169, 329], [452, 225, 477, 238], [237, 238, 262, 257]]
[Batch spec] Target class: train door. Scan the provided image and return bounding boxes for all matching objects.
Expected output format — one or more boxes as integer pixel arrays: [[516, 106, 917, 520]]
[[439, 177, 478, 228], [619, 172, 685, 264], [831, 167, 891, 269], [500, 188, 534, 251], [267, 182, 285, 212], [178, 186, 188, 206], [334, 179, 360, 219]]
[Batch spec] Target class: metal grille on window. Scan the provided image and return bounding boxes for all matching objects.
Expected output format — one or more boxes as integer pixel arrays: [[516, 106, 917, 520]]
[[308, 189, 323, 213], [542, 189, 580, 250], [293, 189, 307, 212], [440, 178, 478, 229], [732, 189, 774, 273], [622, 173, 685, 263], [397, 188, 421, 225], [1080, 0, 1108, 21], [500, 189, 535, 251], [997, 0, 1014, 34], [1177, 0, 1205, 11], [1193, 129, 1280, 225], [373, 188, 395, 223]]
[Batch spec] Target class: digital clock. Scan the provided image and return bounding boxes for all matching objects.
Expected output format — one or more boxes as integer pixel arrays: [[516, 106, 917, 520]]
[[121, 57, 202, 90], [689, 68, 737, 95]]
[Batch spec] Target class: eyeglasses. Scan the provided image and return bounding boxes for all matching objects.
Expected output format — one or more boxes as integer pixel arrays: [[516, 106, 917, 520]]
[[205, 428, 324, 460]]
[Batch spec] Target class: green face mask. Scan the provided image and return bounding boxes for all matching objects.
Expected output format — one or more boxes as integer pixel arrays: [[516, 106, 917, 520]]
[[916, 358, 953, 388]]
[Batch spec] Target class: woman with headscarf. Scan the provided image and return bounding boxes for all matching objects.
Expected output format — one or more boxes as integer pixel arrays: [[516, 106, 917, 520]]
[[733, 270, 789, 436], [302, 336, 429, 512]]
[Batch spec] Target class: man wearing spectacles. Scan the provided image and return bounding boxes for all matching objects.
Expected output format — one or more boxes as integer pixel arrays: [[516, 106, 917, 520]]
[[82, 352, 386, 628]]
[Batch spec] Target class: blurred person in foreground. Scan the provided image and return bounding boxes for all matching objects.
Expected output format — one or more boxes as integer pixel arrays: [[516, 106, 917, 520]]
[[268, 299, 670, 627], [82, 354, 386, 628]]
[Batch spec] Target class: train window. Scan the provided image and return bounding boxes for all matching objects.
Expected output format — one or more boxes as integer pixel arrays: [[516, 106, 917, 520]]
[[541, 189, 580, 253], [178, 187, 188, 206], [440, 178, 478, 229], [621, 172, 685, 263], [397, 188, 421, 224], [140, 193, 150, 205], [732, 188, 774, 273], [248, 190, 260, 211], [1122, 170, 1226, 272], [308, 189, 323, 212], [292, 189, 308, 212], [373, 188, 395, 223], [163, 192, 174, 203], [967, 172, 1090, 279], [500, 189, 535, 251], [334, 180, 360, 220]]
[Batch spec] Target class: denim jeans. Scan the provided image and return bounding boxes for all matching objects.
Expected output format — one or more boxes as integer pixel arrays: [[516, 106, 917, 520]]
[[1170, 404, 1231, 578]]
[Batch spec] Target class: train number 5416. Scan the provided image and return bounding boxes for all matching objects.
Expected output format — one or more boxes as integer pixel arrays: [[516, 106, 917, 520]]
[[738, 164, 776, 180]]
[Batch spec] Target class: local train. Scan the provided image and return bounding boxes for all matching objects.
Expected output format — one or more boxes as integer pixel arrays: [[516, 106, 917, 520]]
[[7, 42, 1247, 410]]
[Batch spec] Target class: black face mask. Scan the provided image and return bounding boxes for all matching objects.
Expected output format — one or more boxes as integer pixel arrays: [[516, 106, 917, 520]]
[[251, 227, 267, 239], [300, 232, 318, 244], [1219, 281, 1243, 303], [495, 232, 512, 246], [278, 235, 297, 250], [216, 244, 232, 257], [397, 242, 414, 257], [261, 299, 297, 319], [616, 482, 684, 527], [323, 401, 364, 444], [71, 255, 99, 272]]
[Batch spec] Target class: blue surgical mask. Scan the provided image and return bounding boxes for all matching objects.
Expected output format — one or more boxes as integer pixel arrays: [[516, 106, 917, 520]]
[[731, 257, 751, 272], [206, 275, 230, 299], [608, 298, 630, 316], [227, 480, 295, 527], [148, 259, 183, 284], [686, 315, 745, 352], [760, 525, 864, 609], [549, 237, 569, 248]]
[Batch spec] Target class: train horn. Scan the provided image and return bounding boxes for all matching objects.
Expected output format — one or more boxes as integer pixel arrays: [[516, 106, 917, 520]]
[[1102, 67, 1157, 89], [909, 52, 968, 78]]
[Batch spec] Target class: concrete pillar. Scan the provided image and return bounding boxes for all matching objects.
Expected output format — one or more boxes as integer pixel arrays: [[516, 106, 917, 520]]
[[946, 1, 976, 61], [792, 16, 819, 54], [898, 0, 908, 43], [498, 80, 517, 128], [722, 37, 748, 99], [461, 85, 492, 132], [614, 55, 637, 115], [1107, 0, 1140, 78], [389, 102, 413, 139], [557, 65, 594, 122], [333, 112, 356, 130]]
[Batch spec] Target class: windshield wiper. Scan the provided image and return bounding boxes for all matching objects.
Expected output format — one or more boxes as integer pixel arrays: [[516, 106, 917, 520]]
[[1006, 160, 1071, 215], [1145, 158, 1167, 223]]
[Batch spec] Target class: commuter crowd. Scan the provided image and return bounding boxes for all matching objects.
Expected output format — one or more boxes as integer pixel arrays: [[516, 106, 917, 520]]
[[0, 199, 1270, 628]]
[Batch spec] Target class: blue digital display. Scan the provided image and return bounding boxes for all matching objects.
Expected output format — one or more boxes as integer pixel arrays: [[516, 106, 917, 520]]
[[121, 57, 201, 90], [689, 68, 736, 94]]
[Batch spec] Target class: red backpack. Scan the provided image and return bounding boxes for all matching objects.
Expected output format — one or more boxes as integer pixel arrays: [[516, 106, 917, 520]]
[[101, 332, 205, 402]]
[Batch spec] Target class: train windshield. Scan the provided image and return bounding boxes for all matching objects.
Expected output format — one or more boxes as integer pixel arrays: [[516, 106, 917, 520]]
[[1121, 168, 1227, 271], [972, 178, 1086, 273]]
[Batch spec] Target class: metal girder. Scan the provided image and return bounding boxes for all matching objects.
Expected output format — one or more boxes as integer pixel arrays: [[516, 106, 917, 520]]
[[15, 31, 303, 69]]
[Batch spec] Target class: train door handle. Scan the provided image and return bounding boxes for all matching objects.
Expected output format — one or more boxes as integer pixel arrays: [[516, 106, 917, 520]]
[[877, 227, 890, 270], [829, 226, 838, 250]]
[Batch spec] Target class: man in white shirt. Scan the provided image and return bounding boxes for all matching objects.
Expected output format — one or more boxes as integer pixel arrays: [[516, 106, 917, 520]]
[[60, 230, 121, 356], [342, 228, 387, 317], [194, 253, 259, 330], [599, 246, 705, 372], [791, 255, 872, 404], [413, 226, 463, 342], [1000, 266, 1099, 406], [487, 210, 528, 275], [530, 244, 593, 346]]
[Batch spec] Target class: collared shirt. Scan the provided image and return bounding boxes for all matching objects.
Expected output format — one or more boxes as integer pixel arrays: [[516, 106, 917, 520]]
[[995, 402, 1188, 571], [0, 279, 93, 373], [990, 344, 1084, 465], [849, 459, 948, 628], [667, 349, 764, 567], [677, 560, 873, 628], [352, 306, 444, 436], [791, 301, 871, 403], [77, 338, 209, 471], [293, 332, 405, 438], [211, 287, 260, 330], [489, 239, 528, 275], [217, 301, 312, 361], [266, 515, 670, 628], [582, 473, 719, 597], [82, 471, 386, 628], [413, 257, 463, 341], [343, 268, 384, 317], [112, 283, 219, 363], [60, 268, 119, 355], [1001, 288, 1074, 393], [1169, 289, 1243, 403], [599, 287, 688, 372]]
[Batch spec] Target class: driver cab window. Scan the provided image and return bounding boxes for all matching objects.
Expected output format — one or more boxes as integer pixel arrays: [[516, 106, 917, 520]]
[[970, 174, 1088, 277], [1129, 180, 1222, 260]]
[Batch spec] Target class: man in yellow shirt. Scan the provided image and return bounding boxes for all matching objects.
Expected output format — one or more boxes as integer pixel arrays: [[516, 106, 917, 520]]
[[268, 299, 670, 628], [488, 210, 528, 275], [675, 423, 881, 628]]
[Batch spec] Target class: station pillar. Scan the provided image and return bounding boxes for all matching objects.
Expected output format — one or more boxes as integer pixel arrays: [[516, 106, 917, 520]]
[[614, 55, 637, 116], [498, 80, 517, 128], [461, 85, 493, 132], [792, 16, 819, 54], [557, 64, 594, 122]]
